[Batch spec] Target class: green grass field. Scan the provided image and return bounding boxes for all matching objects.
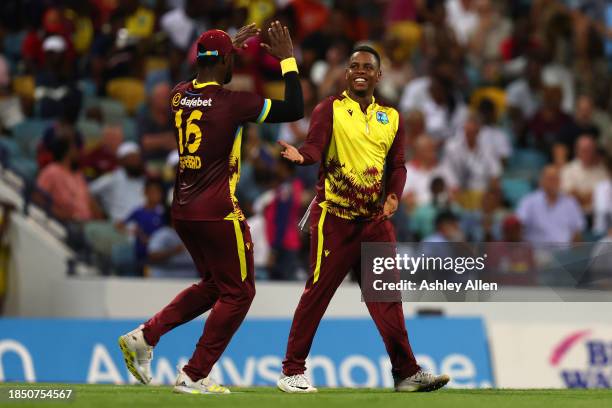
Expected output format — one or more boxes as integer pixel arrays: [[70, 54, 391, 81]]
[[1, 384, 611, 408]]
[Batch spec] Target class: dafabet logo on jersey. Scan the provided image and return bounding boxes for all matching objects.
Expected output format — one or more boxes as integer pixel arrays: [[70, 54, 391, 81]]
[[172, 93, 182, 107]]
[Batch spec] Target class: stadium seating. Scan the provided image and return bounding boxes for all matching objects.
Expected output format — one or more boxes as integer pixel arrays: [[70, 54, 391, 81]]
[[106, 78, 145, 115], [501, 177, 533, 209], [77, 119, 103, 148], [12, 75, 35, 101], [505, 148, 548, 183], [12, 119, 51, 158]]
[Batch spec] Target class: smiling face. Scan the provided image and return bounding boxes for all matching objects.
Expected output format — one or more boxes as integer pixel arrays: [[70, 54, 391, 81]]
[[345, 51, 381, 98]]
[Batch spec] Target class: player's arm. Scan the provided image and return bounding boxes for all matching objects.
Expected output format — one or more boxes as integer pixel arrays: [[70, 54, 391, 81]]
[[382, 114, 407, 218], [279, 98, 333, 165], [258, 21, 303, 123]]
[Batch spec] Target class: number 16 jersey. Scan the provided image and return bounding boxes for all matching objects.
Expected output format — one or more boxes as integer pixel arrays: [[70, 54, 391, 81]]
[[169, 79, 271, 221]]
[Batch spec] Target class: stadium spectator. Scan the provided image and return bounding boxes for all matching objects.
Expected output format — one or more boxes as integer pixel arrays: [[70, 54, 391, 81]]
[[485, 215, 538, 285], [0, 56, 24, 132], [526, 85, 572, 155], [278, 79, 317, 145], [560, 135, 607, 217], [35, 35, 82, 120], [506, 54, 543, 136], [302, 9, 353, 75], [404, 109, 426, 150], [160, 0, 209, 51], [89, 142, 146, 222], [247, 191, 274, 279], [118, 178, 166, 276], [461, 188, 509, 242], [423, 210, 463, 243], [289, 0, 330, 41], [311, 42, 350, 98], [517, 165, 585, 244], [137, 82, 175, 162], [445, 0, 477, 46], [399, 58, 468, 142], [120, 0, 155, 40], [164, 150, 179, 206], [592, 155, 612, 236], [145, 208, 195, 279], [466, 0, 512, 66], [264, 160, 303, 280], [81, 125, 124, 180], [557, 95, 600, 154], [442, 113, 501, 207], [410, 176, 461, 241], [402, 135, 453, 209], [477, 98, 512, 164], [420, 0, 462, 62], [36, 138, 97, 222], [36, 96, 83, 169]]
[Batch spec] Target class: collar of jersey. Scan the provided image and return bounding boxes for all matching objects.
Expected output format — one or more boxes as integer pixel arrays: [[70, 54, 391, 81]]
[[342, 90, 376, 113], [192, 79, 220, 89]]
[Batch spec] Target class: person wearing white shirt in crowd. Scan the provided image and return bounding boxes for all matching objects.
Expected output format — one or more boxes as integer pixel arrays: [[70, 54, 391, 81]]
[[89, 142, 146, 222], [477, 98, 512, 163], [399, 58, 468, 142], [592, 155, 612, 236], [445, 0, 477, 46], [506, 54, 543, 121], [517, 165, 585, 244], [560, 135, 607, 216], [402, 135, 454, 209], [442, 113, 501, 193]]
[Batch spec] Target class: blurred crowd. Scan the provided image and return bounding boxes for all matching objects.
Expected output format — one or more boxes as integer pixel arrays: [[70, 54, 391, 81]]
[[1, 0, 612, 283]]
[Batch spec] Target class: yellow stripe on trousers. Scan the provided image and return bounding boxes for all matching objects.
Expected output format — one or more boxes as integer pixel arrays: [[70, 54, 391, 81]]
[[231, 219, 247, 281], [313, 206, 328, 283]]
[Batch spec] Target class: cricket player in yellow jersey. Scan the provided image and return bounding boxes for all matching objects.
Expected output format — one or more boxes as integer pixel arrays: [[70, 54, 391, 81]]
[[277, 45, 450, 393]]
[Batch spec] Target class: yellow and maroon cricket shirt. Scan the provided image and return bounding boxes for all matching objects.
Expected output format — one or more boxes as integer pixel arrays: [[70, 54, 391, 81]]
[[299, 91, 406, 220]]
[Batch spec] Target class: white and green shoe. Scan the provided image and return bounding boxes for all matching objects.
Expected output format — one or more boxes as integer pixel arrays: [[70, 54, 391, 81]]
[[118, 325, 153, 384], [395, 370, 450, 392], [173, 367, 230, 395]]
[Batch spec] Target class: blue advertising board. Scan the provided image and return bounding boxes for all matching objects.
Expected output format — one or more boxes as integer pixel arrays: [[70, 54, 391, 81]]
[[0, 318, 493, 388]]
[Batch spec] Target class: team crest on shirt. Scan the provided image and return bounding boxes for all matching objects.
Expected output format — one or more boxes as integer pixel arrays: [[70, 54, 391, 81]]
[[376, 111, 389, 125], [172, 93, 182, 107]]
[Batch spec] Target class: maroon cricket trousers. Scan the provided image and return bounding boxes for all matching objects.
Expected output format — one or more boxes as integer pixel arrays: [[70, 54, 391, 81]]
[[282, 204, 420, 381], [142, 219, 255, 382]]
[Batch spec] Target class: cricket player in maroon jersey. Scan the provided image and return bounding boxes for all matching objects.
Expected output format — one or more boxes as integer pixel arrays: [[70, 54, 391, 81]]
[[118, 22, 303, 394], [277, 45, 450, 393]]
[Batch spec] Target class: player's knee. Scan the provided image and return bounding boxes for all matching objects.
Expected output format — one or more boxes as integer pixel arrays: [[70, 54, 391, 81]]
[[234, 285, 255, 307], [244, 285, 256, 304]]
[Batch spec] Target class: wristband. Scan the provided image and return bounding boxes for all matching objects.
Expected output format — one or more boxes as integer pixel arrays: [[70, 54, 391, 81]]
[[280, 57, 299, 75]]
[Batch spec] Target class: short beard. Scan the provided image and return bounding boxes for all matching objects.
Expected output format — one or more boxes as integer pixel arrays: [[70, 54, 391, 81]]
[[353, 88, 368, 98]]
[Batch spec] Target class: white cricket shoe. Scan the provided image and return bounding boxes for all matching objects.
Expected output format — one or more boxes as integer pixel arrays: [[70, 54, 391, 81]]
[[118, 325, 153, 384], [277, 374, 318, 393], [395, 370, 450, 392], [173, 366, 230, 394]]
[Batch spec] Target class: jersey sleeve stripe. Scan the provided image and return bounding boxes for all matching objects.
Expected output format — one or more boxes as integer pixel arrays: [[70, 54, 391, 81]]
[[256, 98, 272, 123]]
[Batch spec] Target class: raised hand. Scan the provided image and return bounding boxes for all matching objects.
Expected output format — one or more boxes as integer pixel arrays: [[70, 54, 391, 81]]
[[278, 140, 304, 164], [232, 23, 260, 50], [260, 20, 293, 60]]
